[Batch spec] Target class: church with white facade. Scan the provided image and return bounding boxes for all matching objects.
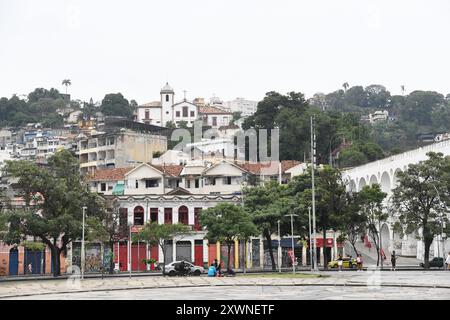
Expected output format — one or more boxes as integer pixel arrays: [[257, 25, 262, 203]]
[[135, 83, 232, 129]]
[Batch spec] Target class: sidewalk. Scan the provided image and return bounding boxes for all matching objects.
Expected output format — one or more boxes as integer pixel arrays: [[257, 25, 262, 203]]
[[1, 271, 449, 299], [0, 265, 438, 282]]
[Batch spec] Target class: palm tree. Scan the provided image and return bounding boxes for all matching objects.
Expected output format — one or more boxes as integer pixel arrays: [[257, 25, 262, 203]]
[[342, 82, 349, 92], [62, 79, 71, 94]]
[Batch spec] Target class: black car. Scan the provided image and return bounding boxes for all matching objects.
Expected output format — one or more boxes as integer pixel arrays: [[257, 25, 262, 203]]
[[420, 257, 444, 268]]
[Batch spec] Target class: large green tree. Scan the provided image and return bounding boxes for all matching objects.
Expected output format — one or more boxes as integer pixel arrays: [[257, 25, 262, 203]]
[[336, 192, 366, 256], [2, 150, 102, 277], [134, 222, 191, 275], [391, 152, 450, 268], [100, 93, 134, 118], [200, 203, 257, 270], [85, 198, 122, 274], [357, 184, 387, 266], [242, 181, 290, 270], [289, 166, 348, 268]]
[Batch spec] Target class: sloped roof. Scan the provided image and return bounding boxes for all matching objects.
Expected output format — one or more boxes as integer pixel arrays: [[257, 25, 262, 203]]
[[237, 160, 301, 175], [280, 160, 301, 172], [198, 106, 232, 115], [87, 167, 132, 181], [151, 164, 184, 177], [139, 101, 162, 108], [218, 124, 240, 130], [180, 165, 205, 176]]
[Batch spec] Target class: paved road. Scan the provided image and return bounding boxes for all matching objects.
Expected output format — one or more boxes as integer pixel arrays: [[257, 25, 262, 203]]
[[5, 285, 450, 300], [2, 271, 450, 300]]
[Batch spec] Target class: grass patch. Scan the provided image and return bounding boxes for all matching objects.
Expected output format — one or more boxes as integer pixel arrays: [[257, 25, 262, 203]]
[[240, 273, 327, 279]]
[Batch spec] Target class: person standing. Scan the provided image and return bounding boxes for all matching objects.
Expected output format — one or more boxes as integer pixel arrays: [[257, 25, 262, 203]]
[[356, 254, 363, 271], [217, 260, 223, 277], [446, 252, 450, 271], [337, 255, 343, 272], [391, 251, 398, 271]]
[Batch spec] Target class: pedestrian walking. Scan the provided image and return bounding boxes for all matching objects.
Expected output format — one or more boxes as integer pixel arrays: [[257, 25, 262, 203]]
[[337, 255, 343, 272], [446, 252, 450, 271], [356, 254, 363, 271], [391, 251, 398, 271]]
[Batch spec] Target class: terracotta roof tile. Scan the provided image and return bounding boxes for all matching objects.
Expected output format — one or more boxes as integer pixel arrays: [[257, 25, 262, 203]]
[[237, 160, 301, 175], [199, 106, 231, 114], [87, 167, 132, 181], [150, 164, 184, 177]]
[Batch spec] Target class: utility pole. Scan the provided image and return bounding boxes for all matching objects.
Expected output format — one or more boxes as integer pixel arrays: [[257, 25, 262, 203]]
[[311, 116, 318, 271], [81, 206, 87, 280], [308, 207, 313, 271]]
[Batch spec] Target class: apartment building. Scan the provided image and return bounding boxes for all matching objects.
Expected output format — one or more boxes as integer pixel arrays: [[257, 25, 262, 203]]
[[78, 128, 167, 175]]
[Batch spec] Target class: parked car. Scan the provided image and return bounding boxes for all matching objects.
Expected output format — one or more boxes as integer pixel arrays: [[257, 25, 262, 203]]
[[420, 257, 444, 268], [328, 257, 357, 269], [164, 261, 204, 276]]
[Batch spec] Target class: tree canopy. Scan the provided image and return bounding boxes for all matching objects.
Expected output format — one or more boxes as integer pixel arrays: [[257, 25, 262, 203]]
[[1, 149, 102, 276], [391, 152, 450, 268]]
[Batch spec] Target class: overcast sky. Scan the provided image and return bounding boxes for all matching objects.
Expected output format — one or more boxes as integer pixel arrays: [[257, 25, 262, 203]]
[[1, 0, 450, 105]]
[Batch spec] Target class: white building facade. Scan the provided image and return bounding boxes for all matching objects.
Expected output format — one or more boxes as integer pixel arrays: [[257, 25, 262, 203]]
[[343, 139, 450, 261], [223, 98, 258, 117]]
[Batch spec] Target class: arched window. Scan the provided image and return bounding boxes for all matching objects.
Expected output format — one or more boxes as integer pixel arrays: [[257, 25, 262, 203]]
[[134, 206, 144, 225], [178, 206, 189, 225]]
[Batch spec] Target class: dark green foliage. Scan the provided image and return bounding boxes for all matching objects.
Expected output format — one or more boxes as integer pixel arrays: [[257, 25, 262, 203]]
[[1, 150, 103, 277], [0, 88, 66, 128], [391, 152, 450, 268], [100, 93, 134, 118]]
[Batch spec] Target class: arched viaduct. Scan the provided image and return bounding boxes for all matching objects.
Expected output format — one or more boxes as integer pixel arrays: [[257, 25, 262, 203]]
[[342, 139, 450, 260]]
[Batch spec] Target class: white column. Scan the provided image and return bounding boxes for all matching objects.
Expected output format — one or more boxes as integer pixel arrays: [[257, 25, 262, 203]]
[[203, 239, 209, 265], [247, 240, 252, 269], [158, 208, 164, 225], [173, 210, 179, 224], [302, 246, 307, 266], [320, 247, 324, 266], [333, 232, 338, 260], [173, 240, 177, 262], [259, 237, 264, 269], [188, 207, 195, 225], [158, 244, 164, 264], [146, 242, 149, 271], [127, 240, 131, 271]]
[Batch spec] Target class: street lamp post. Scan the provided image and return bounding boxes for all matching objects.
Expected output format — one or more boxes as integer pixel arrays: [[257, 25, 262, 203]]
[[286, 214, 298, 274], [128, 221, 132, 279], [81, 206, 87, 280], [311, 116, 318, 271], [277, 220, 281, 273]]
